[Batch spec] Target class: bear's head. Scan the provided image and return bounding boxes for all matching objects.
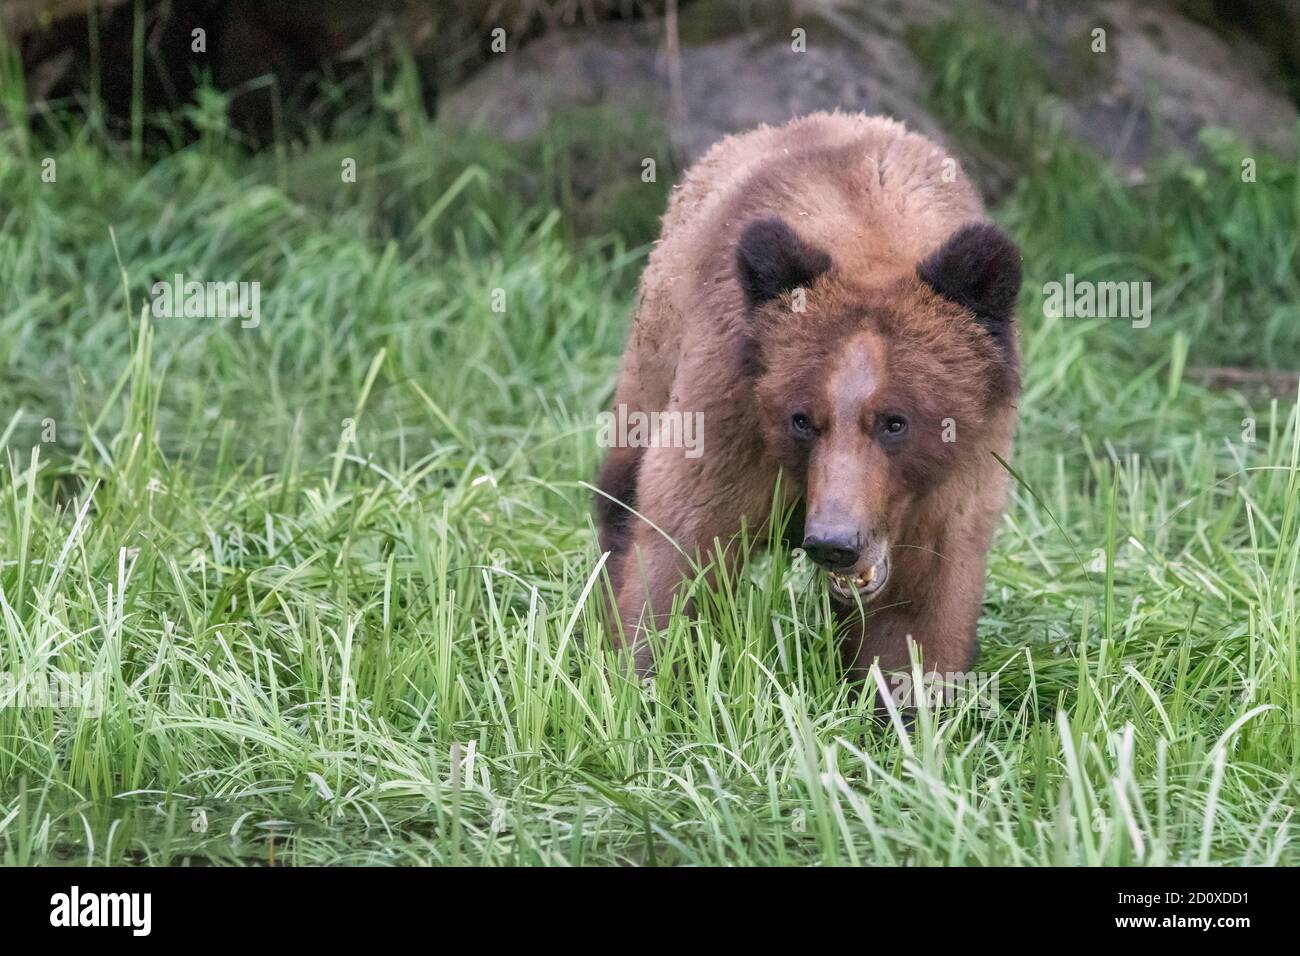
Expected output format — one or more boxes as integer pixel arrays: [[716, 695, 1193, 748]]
[[735, 215, 1022, 604]]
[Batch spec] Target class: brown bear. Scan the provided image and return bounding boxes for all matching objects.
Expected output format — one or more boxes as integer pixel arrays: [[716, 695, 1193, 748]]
[[594, 112, 1022, 687]]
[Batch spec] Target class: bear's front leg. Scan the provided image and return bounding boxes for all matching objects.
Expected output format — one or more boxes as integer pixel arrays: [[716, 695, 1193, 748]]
[[612, 528, 689, 675], [609, 438, 777, 675], [838, 546, 989, 710]]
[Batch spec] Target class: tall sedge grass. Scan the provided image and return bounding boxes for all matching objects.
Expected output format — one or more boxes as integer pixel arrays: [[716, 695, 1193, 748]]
[[0, 29, 1297, 863]]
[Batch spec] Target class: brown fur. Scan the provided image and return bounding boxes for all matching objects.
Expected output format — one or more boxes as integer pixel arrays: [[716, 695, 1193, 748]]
[[594, 112, 1021, 682]]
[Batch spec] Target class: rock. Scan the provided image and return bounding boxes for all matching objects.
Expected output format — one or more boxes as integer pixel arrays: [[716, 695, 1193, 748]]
[[440, 16, 952, 170], [441, 0, 1298, 190], [1041, 0, 1298, 178]]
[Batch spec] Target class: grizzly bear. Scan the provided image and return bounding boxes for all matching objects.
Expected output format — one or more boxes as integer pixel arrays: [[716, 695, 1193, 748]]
[[594, 112, 1022, 687]]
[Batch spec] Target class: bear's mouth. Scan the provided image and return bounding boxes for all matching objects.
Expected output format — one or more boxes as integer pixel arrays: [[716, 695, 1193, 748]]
[[826, 556, 890, 604]]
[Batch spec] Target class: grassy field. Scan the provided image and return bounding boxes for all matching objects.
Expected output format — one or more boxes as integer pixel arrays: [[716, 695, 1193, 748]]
[[2, 23, 1299, 865]]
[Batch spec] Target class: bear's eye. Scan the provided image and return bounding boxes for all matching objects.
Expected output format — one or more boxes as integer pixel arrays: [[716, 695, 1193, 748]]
[[880, 415, 909, 438], [791, 413, 814, 437]]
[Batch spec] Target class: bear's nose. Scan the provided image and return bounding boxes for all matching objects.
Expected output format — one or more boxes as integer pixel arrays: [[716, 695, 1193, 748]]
[[802, 535, 860, 571]]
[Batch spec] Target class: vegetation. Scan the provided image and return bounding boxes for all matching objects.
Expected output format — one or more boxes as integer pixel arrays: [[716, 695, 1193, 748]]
[[0, 14, 1297, 864]]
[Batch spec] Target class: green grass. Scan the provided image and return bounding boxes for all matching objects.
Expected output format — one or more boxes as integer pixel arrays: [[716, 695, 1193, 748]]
[[1, 42, 1299, 864]]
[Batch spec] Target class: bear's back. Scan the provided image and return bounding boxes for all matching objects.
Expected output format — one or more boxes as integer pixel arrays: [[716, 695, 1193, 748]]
[[626, 113, 984, 412]]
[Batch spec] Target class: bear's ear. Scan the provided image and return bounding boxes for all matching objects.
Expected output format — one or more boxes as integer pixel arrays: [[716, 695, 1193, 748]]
[[735, 216, 833, 309], [918, 222, 1022, 349]]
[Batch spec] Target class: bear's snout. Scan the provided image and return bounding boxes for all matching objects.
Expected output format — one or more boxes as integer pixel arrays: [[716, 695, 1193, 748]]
[[802, 534, 860, 571], [802, 525, 891, 603]]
